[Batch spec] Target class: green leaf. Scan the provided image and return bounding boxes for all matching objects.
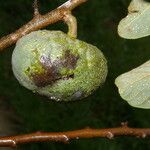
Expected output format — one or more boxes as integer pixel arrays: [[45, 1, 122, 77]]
[[118, 0, 150, 39], [115, 60, 150, 109]]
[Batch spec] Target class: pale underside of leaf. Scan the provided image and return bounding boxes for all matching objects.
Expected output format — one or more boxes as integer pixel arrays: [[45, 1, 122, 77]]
[[115, 60, 150, 109], [118, 0, 150, 39]]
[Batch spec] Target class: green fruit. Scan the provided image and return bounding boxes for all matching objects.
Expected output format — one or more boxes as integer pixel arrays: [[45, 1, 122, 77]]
[[12, 30, 107, 101]]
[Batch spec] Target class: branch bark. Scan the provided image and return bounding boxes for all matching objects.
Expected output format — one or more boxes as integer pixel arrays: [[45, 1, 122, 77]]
[[0, 0, 87, 51], [0, 123, 150, 147]]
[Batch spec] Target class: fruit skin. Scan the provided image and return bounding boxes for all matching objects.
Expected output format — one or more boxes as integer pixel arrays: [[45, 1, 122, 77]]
[[12, 30, 108, 101]]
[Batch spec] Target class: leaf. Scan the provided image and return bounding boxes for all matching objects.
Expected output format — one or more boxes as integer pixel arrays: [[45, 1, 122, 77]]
[[118, 0, 150, 39], [115, 60, 150, 109]]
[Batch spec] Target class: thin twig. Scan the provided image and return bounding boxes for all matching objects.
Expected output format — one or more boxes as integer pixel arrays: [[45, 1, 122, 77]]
[[0, 123, 150, 147], [33, 0, 40, 17], [0, 0, 87, 51]]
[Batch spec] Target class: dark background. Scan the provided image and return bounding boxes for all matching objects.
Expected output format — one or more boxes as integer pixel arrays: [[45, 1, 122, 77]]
[[0, 0, 150, 149]]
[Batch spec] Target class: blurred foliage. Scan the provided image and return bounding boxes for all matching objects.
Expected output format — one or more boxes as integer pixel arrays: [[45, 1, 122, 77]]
[[0, 0, 150, 149]]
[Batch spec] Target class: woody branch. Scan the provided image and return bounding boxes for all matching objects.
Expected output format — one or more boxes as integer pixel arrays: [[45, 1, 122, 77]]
[[0, 0, 87, 51], [0, 123, 150, 147]]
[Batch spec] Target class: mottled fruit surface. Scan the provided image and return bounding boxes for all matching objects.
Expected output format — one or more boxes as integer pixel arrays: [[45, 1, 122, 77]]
[[12, 30, 107, 101]]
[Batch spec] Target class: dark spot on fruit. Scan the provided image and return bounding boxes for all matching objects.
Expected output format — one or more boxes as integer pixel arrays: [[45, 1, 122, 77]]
[[30, 55, 60, 87], [71, 91, 83, 100], [26, 67, 30, 72], [31, 66, 60, 87], [62, 50, 79, 69], [62, 73, 74, 80], [28, 50, 79, 88], [69, 74, 74, 79]]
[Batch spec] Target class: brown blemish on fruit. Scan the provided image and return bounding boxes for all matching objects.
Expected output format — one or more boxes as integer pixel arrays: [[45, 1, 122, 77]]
[[28, 50, 79, 87], [29, 55, 59, 87], [62, 50, 79, 69]]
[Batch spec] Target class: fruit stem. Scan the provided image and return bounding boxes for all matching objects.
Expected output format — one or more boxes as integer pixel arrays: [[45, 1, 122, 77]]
[[64, 12, 77, 38]]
